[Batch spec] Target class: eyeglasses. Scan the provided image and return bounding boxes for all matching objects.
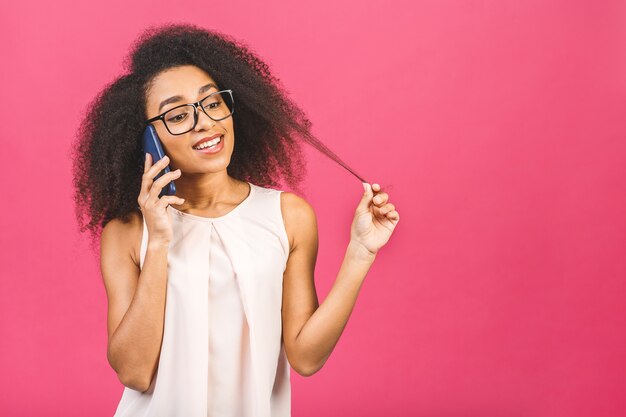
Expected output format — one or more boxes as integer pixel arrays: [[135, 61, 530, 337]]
[[145, 89, 235, 135]]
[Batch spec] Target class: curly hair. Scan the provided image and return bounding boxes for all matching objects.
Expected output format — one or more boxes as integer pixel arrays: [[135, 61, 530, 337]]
[[71, 23, 367, 253]]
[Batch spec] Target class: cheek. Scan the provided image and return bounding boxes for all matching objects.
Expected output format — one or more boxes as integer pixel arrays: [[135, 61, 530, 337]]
[[225, 118, 235, 135], [225, 126, 235, 148], [164, 139, 187, 154], [161, 137, 194, 167]]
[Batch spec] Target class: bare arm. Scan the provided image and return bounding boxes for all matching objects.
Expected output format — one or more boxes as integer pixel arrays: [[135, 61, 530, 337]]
[[281, 192, 376, 376], [101, 216, 170, 392]]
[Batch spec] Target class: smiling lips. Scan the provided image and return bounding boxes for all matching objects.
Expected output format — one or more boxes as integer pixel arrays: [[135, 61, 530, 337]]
[[193, 135, 224, 154], [192, 132, 223, 149]]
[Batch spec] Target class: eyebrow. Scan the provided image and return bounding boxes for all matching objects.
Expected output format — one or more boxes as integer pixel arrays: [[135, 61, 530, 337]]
[[158, 83, 218, 112]]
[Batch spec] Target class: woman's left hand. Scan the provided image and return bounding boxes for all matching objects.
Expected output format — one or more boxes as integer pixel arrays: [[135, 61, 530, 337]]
[[350, 182, 400, 257]]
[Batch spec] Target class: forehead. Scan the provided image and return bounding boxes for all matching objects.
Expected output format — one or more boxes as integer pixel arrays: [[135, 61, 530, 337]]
[[147, 65, 217, 104]]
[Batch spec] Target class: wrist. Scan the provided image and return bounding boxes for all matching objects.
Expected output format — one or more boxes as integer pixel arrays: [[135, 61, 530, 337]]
[[347, 240, 377, 263], [147, 239, 170, 250]]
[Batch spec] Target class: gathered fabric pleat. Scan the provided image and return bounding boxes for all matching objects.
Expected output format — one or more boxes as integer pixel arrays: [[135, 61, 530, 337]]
[[112, 182, 291, 417]]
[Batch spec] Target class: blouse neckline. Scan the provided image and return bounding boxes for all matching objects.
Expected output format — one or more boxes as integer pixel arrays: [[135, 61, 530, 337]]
[[167, 181, 255, 222]]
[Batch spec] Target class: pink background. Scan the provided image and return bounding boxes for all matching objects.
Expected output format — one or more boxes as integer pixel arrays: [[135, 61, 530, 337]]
[[2, 0, 625, 416]]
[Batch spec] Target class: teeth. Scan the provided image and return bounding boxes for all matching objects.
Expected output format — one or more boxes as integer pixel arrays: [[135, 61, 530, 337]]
[[194, 136, 222, 150]]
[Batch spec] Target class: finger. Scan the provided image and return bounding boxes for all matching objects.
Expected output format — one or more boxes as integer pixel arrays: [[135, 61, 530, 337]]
[[151, 169, 181, 194], [147, 155, 170, 179], [387, 210, 399, 220], [139, 154, 152, 204], [381, 203, 395, 215], [372, 183, 381, 192], [360, 183, 374, 210], [157, 195, 186, 207], [373, 192, 389, 206], [141, 156, 171, 200], [141, 155, 166, 193], [138, 155, 150, 208], [149, 169, 182, 200], [373, 203, 392, 217], [144, 153, 151, 173]]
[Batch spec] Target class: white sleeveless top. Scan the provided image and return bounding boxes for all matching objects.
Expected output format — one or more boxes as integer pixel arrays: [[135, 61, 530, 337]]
[[113, 182, 292, 417]]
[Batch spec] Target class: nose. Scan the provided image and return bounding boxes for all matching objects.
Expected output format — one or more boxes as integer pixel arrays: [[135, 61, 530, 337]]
[[194, 105, 216, 131]]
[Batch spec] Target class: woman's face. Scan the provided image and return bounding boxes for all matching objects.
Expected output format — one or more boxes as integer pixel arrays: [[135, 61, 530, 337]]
[[144, 65, 235, 173]]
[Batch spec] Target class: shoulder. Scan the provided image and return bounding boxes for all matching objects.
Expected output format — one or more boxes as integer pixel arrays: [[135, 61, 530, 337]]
[[279, 191, 318, 253], [101, 211, 144, 267]]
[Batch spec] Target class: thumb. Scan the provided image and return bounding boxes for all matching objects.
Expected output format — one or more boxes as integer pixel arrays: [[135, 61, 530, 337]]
[[359, 182, 373, 207]]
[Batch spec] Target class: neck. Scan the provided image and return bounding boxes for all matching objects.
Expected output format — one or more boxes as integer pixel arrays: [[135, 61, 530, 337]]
[[172, 171, 243, 210]]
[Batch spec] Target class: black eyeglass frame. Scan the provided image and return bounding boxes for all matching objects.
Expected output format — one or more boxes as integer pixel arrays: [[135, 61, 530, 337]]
[[145, 89, 235, 136]]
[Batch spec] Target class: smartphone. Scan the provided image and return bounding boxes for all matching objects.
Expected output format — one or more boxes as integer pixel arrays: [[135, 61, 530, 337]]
[[142, 125, 177, 198]]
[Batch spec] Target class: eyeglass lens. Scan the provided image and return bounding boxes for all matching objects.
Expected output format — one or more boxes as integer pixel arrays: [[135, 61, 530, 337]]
[[164, 90, 234, 134]]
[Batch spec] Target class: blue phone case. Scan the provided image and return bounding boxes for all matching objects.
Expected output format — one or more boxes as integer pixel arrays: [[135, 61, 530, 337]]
[[142, 125, 177, 198]]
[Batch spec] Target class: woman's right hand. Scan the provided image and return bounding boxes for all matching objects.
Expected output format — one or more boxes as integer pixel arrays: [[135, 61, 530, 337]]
[[138, 153, 185, 244]]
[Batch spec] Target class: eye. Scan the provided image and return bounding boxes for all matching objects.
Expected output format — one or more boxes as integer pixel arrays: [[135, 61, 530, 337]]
[[167, 113, 188, 123]]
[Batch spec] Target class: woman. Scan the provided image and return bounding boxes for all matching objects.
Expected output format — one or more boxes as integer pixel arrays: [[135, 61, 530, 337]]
[[72, 23, 399, 417]]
